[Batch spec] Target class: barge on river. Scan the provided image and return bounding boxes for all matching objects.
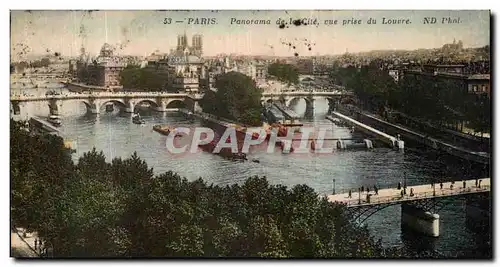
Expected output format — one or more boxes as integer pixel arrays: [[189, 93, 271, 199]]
[[153, 125, 182, 136]]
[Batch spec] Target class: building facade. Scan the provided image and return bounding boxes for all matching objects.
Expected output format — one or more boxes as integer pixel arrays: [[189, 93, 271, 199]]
[[75, 43, 126, 90], [467, 74, 490, 97]]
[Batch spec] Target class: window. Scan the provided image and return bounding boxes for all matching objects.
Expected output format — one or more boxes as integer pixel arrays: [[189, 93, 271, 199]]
[[473, 85, 478, 92]]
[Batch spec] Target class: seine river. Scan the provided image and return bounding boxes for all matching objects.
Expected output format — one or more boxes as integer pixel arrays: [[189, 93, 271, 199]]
[[11, 86, 491, 257]]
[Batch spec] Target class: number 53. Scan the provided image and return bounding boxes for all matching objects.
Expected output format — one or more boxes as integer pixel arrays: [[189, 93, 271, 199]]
[[163, 18, 172, 24]]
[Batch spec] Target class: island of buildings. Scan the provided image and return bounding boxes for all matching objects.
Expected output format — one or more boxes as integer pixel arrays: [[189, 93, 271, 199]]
[[11, 38, 489, 99]]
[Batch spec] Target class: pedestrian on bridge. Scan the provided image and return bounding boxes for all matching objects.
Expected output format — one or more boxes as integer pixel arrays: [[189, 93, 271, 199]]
[[361, 186, 364, 192], [348, 190, 352, 198], [440, 182, 443, 190], [475, 179, 479, 188], [479, 179, 482, 188], [410, 188, 414, 197], [463, 180, 466, 189], [397, 182, 401, 190], [374, 185, 378, 195], [400, 190, 404, 198], [366, 187, 370, 194]]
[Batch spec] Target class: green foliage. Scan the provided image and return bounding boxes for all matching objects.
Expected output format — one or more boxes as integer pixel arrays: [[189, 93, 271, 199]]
[[11, 121, 398, 258], [329, 63, 490, 134], [119, 66, 169, 91], [267, 63, 299, 85], [200, 72, 263, 126], [465, 93, 490, 134], [328, 65, 358, 88], [30, 58, 51, 68]]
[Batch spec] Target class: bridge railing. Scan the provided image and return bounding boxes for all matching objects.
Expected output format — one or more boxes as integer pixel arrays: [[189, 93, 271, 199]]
[[10, 91, 201, 101], [331, 185, 490, 207]]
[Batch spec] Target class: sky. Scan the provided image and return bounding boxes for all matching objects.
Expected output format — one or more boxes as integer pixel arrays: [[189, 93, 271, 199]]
[[10, 10, 490, 59]]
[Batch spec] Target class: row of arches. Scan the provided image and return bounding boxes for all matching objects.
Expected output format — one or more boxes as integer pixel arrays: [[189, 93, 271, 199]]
[[261, 96, 354, 108], [80, 98, 190, 113], [10, 98, 196, 117], [261, 96, 338, 109]]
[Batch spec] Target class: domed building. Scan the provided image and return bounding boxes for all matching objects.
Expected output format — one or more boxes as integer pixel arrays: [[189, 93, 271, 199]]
[[75, 43, 126, 90]]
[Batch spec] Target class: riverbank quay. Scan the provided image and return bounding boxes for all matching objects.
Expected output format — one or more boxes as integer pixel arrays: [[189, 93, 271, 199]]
[[338, 105, 490, 165], [29, 116, 60, 136], [326, 112, 404, 150], [390, 111, 490, 153]]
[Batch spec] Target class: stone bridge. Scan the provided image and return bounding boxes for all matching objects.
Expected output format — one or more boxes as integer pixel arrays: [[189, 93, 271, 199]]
[[261, 90, 354, 115], [10, 92, 204, 116], [10, 90, 353, 116]]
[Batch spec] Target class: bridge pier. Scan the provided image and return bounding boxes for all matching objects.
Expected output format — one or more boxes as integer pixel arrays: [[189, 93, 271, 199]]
[[88, 106, 100, 114], [153, 100, 167, 112], [336, 139, 346, 150], [11, 101, 21, 115], [401, 203, 440, 237], [124, 99, 134, 113], [192, 101, 202, 113], [48, 99, 62, 116], [304, 98, 314, 118]]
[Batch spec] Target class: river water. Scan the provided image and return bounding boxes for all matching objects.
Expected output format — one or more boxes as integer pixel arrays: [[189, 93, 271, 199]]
[[11, 86, 491, 258]]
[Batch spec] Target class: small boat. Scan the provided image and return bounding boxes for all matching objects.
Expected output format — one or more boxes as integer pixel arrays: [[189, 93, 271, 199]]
[[199, 140, 247, 161], [282, 120, 303, 127], [47, 115, 62, 127], [153, 125, 182, 136], [132, 113, 145, 124]]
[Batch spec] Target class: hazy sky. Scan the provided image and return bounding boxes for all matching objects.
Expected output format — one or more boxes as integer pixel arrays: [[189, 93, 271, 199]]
[[11, 10, 490, 58]]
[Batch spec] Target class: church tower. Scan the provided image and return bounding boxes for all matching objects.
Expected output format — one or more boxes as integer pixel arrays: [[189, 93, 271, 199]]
[[177, 32, 188, 52], [192, 34, 203, 57]]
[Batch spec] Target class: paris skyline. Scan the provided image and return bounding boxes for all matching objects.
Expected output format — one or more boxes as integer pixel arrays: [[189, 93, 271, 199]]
[[11, 10, 490, 58]]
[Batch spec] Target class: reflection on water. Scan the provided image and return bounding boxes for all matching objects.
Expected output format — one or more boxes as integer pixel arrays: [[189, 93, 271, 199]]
[[10, 87, 491, 257]]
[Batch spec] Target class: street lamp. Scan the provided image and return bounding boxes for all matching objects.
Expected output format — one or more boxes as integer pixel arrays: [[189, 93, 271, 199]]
[[403, 171, 407, 195], [433, 176, 436, 196], [358, 187, 361, 204]]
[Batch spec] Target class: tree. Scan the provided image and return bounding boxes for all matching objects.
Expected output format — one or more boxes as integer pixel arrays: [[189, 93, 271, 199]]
[[202, 72, 263, 126], [30, 58, 51, 68], [119, 66, 169, 91], [11, 121, 404, 258], [465, 93, 490, 136], [198, 89, 218, 115], [267, 63, 299, 85]]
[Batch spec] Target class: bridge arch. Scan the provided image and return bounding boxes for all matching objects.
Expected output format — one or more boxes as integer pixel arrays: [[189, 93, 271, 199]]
[[346, 192, 490, 225], [80, 100, 93, 111], [133, 99, 160, 111], [98, 99, 127, 112], [166, 99, 188, 109], [286, 96, 312, 108]]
